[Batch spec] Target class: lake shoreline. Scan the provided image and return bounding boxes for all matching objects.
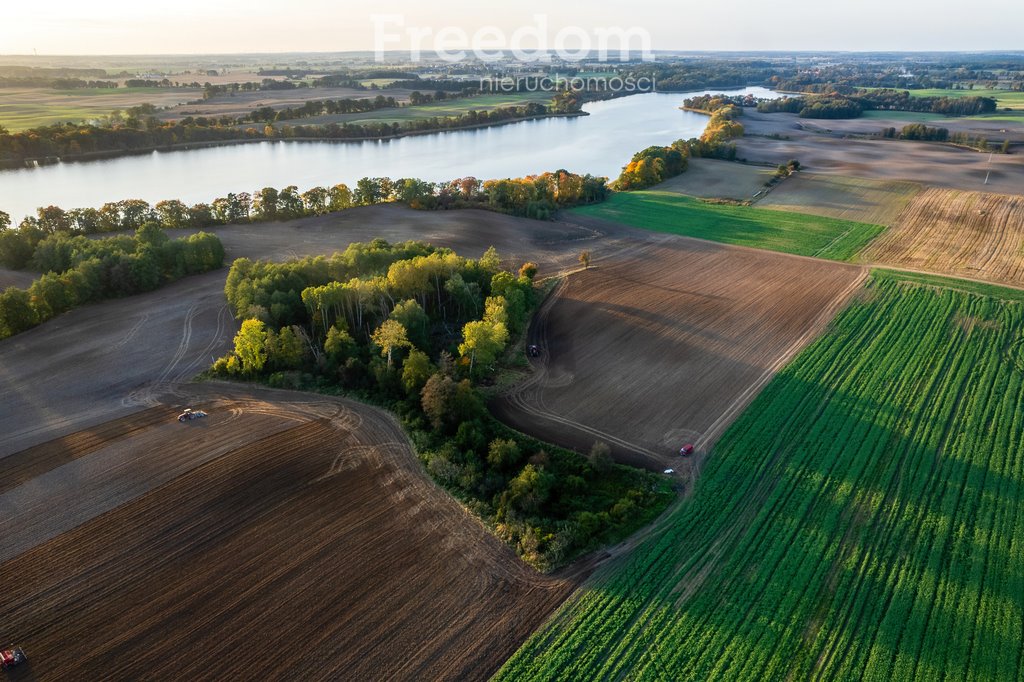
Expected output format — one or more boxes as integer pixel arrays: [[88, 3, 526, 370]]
[[0, 111, 588, 171]]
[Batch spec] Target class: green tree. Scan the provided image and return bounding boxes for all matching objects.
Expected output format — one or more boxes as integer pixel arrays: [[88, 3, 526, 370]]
[[505, 464, 555, 515], [458, 319, 508, 375], [371, 318, 411, 368], [355, 177, 384, 205], [390, 298, 430, 349], [274, 325, 305, 369], [0, 229, 37, 269], [324, 324, 355, 365], [479, 246, 501, 274], [487, 438, 521, 470], [154, 200, 190, 229], [401, 348, 433, 396], [0, 287, 37, 338], [328, 183, 353, 211], [136, 222, 169, 248], [301, 186, 329, 215], [234, 318, 269, 374], [252, 187, 279, 221]]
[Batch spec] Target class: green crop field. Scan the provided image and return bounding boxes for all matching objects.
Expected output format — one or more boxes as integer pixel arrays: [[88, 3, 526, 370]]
[[498, 272, 1024, 681], [571, 190, 886, 261]]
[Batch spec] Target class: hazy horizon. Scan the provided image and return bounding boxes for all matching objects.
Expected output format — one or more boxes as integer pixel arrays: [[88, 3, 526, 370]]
[[3, 0, 1023, 56]]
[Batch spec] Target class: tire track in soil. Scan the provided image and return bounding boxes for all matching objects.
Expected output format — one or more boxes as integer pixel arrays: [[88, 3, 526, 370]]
[[0, 389, 580, 681]]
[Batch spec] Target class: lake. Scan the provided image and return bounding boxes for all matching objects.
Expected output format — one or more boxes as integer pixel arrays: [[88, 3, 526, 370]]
[[0, 87, 777, 220]]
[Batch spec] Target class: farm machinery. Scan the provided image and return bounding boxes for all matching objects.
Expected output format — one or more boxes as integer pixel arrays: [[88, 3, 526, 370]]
[[0, 646, 27, 670], [679, 443, 695, 457], [177, 408, 208, 423]]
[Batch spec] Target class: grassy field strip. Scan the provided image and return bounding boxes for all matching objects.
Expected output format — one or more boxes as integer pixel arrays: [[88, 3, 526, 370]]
[[268, 92, 554, 127], [571, 190, 886, 261], [0, 87, 199, 131], [496, 271, 1024, 680]]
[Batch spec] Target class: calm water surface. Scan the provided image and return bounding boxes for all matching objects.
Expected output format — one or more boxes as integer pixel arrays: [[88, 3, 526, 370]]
[[0, 87, 777, 220]]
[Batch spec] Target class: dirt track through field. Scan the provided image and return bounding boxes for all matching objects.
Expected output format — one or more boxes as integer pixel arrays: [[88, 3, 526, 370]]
[[0, 387, 578, 681]]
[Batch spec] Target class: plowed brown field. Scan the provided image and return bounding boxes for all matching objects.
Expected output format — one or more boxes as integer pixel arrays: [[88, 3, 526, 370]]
[[494, 236, 866, 471], [862, 188, 1024, 286], [0, 386, 577, 681]]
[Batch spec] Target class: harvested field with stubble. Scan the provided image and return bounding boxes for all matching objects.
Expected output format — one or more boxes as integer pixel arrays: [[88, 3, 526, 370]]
[[0, 387, 578, 682], [495, 237, 866, 471], [757, 173, 921, 226], [862, 188, 1024, 286]]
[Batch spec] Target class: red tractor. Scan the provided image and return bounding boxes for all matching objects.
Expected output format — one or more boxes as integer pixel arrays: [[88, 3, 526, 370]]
[[0, 646, 26, 670], [679, 443, 695, 457]]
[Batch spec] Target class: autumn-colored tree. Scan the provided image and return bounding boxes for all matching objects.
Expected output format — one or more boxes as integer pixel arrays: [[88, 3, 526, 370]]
[[579, 250, 591, 269], [371, 318, 411, 368], [518, 262, 538, 280]]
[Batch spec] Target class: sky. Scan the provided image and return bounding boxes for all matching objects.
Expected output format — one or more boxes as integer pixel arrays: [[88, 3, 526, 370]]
[[2, 0, 1023, 55]]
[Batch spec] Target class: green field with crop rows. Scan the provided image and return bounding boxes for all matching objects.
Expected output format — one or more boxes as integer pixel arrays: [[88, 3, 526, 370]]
[[497, 272, 1024, 681]]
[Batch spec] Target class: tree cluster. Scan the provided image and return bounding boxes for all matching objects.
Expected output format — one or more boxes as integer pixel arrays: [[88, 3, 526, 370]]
[[758, 95, 864, 119], [613, 116, 744, 192], [881, 124, 950, 142], [211, 240, 669, 570], [878, 125, 999, 151], [758, 90, 997, 120], [682, 93, 755, 114], [0, 222, 223, 339], [699, 105, 745, 144], [614, 141, 690, 191], [857, 89, 997, 116]]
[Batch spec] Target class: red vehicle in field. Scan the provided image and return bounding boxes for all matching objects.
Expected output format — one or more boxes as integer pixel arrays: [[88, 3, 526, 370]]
[[679, 444, 695, 457], [0, 646, 27, 669]]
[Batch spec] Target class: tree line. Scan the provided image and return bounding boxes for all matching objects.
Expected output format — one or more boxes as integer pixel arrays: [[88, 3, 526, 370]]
[[0, 171, 607, 253], [857, 89, 997, 116], [880, 124, 1007, 152], [0, 100, 578, 167], [757, 90, 997, 119], [211, 239, 670, 570], [0, 220, 223, 340]]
